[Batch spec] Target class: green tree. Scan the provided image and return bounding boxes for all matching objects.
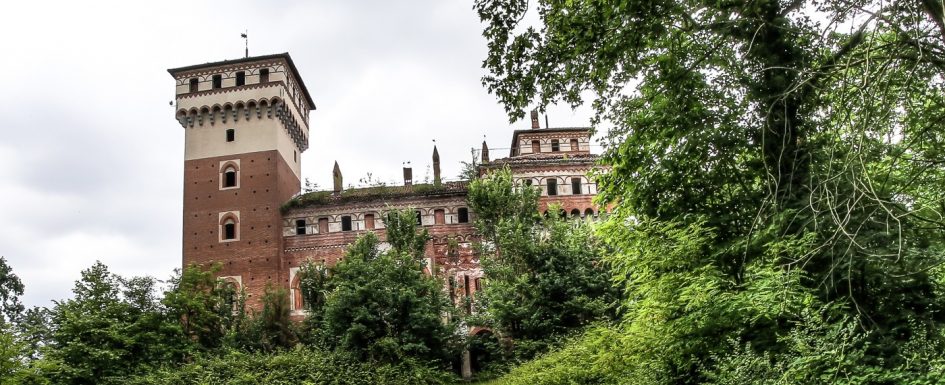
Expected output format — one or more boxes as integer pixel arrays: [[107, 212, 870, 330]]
[[468, 168, 617, 357], [309, 210, 460, 365], [162, 264, 242, 353], [41, 262, 185, 384], [477, 0, 945, 382], [0, 257, 24, 325]]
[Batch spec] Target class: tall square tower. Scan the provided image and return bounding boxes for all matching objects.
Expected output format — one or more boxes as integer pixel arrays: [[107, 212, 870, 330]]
[[168, 53, 314, 306]]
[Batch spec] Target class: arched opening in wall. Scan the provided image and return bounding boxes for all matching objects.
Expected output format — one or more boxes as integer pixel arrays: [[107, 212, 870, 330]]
[[223, 166, 237, 188], [531, 140, 540, 153], [246, 101, 257, 120], [220, 213, 240, 242], [584, 208, 595, 218], [551, 139, 560, 152], [570, 138, 579, 151], [291, 274, 304, 311], [558, 209, 567, 218], [570, 209, 581, 218]]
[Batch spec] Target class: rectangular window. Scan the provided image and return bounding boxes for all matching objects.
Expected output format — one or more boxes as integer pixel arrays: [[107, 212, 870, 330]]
[[226, 129, 235, 142], [236, 71, 245, 86], [341, 216, 352, 231], [295, 219, 306, 235], [464, 275, 472, 314], [457, 208, 469, 223], [415, 211, 423, 226], [189, 78, 198, 93], [571, 178, 582, 195], [434, 209, 445, 225], [547, 179, 558, 196], [259, 68, 270, 83], [212, 75, 222, 89], [531, 140, 540, 153], [551, 139, 560, 152], [570, 139, 579, 151], [475, 278, 482, 291], [224, 223, 236, 240], [364, 214, 375, 230], [318, 217, 329, 233]]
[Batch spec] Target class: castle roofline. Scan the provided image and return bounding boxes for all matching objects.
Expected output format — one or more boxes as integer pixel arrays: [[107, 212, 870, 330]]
[[281, 181, 469, 213], [167, 53, 315, 109], [509, 127, 591, 157]]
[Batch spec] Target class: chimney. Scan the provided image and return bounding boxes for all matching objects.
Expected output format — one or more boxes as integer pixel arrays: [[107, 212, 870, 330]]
[[481, 141, 490, 163], [432, 146, 441, 186], [403, 163, 413, 186], [530, 109, 540, 129], [332, 161, 343, 193]]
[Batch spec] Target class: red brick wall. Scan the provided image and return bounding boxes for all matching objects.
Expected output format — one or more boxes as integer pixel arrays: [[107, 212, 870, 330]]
[[182, 150, 300, 308]]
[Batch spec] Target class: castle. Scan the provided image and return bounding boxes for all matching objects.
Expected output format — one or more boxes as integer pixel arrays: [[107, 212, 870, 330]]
[[168, 53, 602, 314]]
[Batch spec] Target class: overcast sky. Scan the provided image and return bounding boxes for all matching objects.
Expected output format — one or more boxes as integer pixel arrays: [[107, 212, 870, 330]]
[[0, 0, 596, 307]]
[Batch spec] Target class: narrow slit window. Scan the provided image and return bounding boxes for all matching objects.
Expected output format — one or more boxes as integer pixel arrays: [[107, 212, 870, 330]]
[[189, 78, 198, 93], [341, 216, 352, 231], [295, 219, 306, 235], [235, 71, 245, 86], [226, 129, 235, 142], [212, 75, 222, 89], [259, 68, 270, 83], [547, 179, 558, 196], [457, 207, 469, 223]]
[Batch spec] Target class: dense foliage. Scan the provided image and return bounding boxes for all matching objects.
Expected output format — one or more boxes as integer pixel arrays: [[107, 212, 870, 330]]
[[476, 0, 945, 383], [468, 168, 618, 358], [299, 209, 461, 366]]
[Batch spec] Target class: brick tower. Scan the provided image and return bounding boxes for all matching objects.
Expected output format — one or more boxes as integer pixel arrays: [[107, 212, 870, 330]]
[[168, 53, 314, 307]]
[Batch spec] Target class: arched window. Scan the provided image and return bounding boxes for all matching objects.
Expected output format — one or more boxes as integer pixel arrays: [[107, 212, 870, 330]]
[[223, 218, 236, 240], [291, 274, 304, 311], [570, 209, 581, 218], [584, 208, 595, 218], [223, 167, 237, 188]]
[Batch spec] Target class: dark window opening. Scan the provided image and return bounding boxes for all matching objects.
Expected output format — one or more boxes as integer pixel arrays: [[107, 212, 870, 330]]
[[448, 276, 457, 304], [531, 140, 540, 153], [235, 71, 245, 86], [584, 208, 595, 217], [524, 179, 533, 186], [223, 222, 236, 240], [223, 170, 236, 188], [551, 139, 560, 152], [570, 139, 579, 151], [457, 208, 469, 223], [547, 179, 558, 196], [189, 78, 198, 93], [415, 211, 423, 226], [212, 75, 222, 89], [259, 68, 270, 83], [364, 214, 375, 230], [295, 219, 306, 235], [341, 216, 352, 231], [464, 275, 472, 314], [571, 209, 581, 218], [571, 178, 582, 195], [226, 129, 235, 142], [474, 278, 482, 291]]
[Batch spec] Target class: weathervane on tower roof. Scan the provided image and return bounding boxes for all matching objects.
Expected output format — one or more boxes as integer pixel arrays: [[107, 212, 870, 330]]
[[241, 30, 249, 58]]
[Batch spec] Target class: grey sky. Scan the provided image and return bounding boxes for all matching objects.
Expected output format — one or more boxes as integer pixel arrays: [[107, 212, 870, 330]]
[[0, 0, 594, 307]]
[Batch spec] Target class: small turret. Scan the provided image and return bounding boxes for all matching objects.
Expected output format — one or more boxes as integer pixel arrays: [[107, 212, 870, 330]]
[[432, 146, 441, 186], [332, 161, 343, 193], [530, 109, 540, 129], [481, 141, 490, 163]]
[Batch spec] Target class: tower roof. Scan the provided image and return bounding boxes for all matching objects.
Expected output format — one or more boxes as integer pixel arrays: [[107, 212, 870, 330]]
[[167, 52, 315, 108]]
